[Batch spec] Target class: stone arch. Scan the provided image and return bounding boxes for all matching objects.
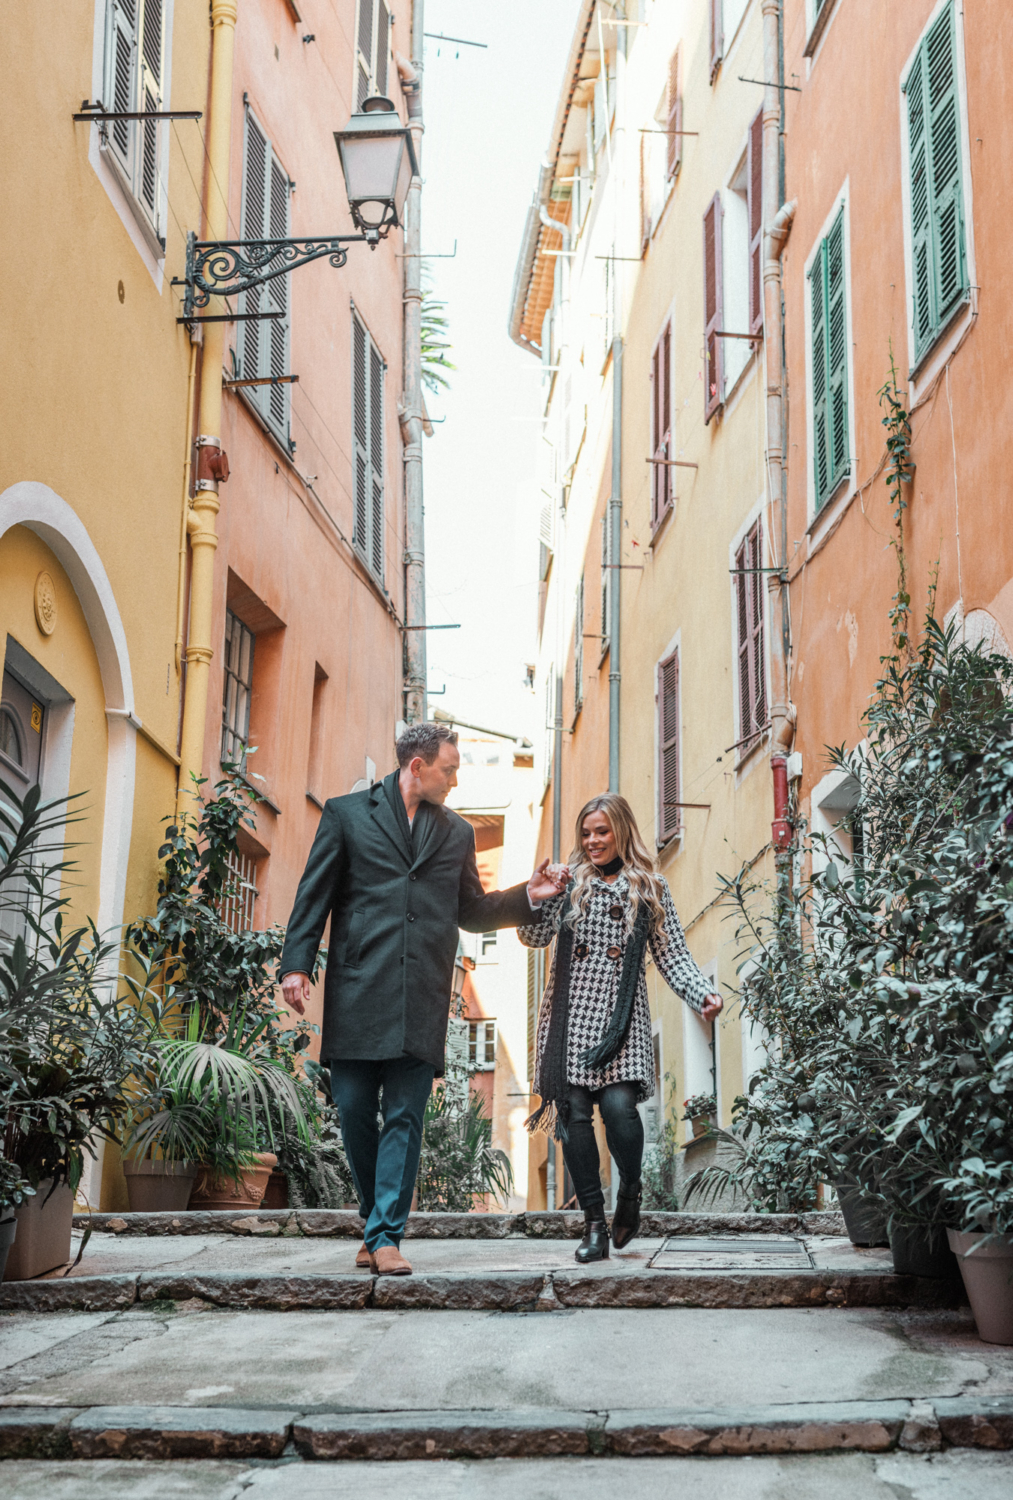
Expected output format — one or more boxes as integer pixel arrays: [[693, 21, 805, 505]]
[[0, 481, 137, 934]]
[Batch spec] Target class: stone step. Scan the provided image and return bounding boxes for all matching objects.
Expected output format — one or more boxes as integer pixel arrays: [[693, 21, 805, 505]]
[[74, 1209, 847, 1239], [2, 1397, 1010, 1461], [0, 1263, 961, 1314]]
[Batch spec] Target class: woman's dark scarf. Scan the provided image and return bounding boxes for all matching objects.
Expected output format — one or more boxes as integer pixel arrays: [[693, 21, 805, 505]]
[[526, 875, 652, 1142]]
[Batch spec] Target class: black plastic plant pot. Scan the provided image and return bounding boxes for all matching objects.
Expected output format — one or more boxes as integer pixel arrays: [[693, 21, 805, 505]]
[[835, 1178, 889, 1247], [0, 1217, 16, 1282], [889, 1223, 959, 1278]]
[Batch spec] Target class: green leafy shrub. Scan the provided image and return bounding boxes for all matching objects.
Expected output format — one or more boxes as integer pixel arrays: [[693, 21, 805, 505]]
[[415, 1085, 512, 1212]]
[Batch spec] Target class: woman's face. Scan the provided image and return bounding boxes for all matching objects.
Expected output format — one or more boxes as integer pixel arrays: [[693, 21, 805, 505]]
[[581, 810, 617, 867]]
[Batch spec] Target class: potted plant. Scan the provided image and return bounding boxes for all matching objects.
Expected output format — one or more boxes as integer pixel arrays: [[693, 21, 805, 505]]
[[2, 779, 150, 1278], [682, 1093, 717, 1140], [415, 1084, 513, 1212], [0, 1159, 32, 1281]]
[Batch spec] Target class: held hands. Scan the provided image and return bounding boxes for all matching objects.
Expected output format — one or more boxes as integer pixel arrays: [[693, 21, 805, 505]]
[[527, 858, 571, 905], [700, 992, 723, 1023], [281, 971, 310, 1016]]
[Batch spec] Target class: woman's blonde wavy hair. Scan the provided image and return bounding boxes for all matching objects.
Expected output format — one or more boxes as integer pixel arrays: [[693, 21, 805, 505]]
[[564, 794, 667, 941]]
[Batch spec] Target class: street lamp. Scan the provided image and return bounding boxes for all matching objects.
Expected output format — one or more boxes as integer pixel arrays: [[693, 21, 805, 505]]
[[174, 96, 418, 323], [334, 96, 418, 238]]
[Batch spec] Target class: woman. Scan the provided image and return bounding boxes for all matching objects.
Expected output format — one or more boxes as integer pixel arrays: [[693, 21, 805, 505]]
[[521, 794, 723, 1263]]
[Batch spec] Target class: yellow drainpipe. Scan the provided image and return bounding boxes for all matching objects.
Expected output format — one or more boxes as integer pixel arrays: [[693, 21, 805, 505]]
[[177, 0, 238, 815]]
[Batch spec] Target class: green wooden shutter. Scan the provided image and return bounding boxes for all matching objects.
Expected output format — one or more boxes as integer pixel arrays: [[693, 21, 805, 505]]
[[810, 206, 848, 509], [905, 2, 967, 363], [352, 312, 384, 582]]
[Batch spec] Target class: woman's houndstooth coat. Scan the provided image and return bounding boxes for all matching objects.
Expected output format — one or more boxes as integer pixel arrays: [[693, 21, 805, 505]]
[[519, 873, 715, 1103]]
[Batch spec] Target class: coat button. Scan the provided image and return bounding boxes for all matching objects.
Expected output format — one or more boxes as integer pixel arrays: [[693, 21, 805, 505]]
[[409, 873, 417, 881], [606, 945, 622, 960], [407, 913, 415, 923], [574, 943, 589, 959], [609, 904, 623, 921]]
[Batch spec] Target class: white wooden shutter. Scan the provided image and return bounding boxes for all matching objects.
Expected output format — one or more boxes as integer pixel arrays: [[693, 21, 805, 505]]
[[107, 0, 136, 174], [747, 108, 764, 337], [703, 193, 724, 422], [574, 573, 585, 711], [138, 0, 164, 222], [356, 0, 375, 105], [658, 651, 681, 842], [651, 322, 672, 527]]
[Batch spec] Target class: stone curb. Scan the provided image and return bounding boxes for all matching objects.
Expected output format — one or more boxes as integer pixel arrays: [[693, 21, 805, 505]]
[[0, 1265, 960, 1313], [67, 1406, 296, 1460], [293, 1409, 601, 1460], [2, 1399, 1010, 1461], [72, 1209, 846, 1240]]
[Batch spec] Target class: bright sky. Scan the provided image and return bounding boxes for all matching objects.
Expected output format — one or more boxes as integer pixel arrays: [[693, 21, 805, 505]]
[[420, 1, 576, 742]]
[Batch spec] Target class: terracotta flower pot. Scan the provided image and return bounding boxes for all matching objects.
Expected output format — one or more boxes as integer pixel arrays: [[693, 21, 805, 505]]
[[3, 1180, 74, 1281], [189, 1153, 278, 1212], [260, 1168, 289, 1211], [691, 1115, 715, 1139], [122, 1160, 198, 1214], [947, 1229, 1013, 1346]]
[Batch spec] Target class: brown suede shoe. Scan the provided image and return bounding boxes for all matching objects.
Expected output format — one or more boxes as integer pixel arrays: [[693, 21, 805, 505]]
[[369, 1245, 413, 1276], [355, 1241, 371, 1269]]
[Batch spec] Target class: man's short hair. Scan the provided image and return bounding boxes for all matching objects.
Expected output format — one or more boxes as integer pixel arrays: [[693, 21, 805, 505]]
[[395, 721, 459, 768]]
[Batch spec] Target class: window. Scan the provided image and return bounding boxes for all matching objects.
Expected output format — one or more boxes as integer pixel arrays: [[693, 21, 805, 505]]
[[904, 2, 968, 365], [709, 0, 723, 80], [468, 1019, 497, 1072], [307, 664, 327, 798], [666, 50, 684, 184], [221, 610, 255, 769], [747, 109, 764, 337], [651, 321, 673, 528], [352, 311, 385, 582], [102, 0, 167, 244], [238, 111, 293, 449], [657, 649, 681, 844], [809, 205, 849, 509], [703, 193, 724, 422], [735, 518, 767, 745], [574, 573, 585, 713], [600, 516, 611, 651], [479, 932, 498, 963], [355, 0, 391, 107], [602, 253, 615, 364], [543, 664, 555, 783], [221, 848, 259, 934]]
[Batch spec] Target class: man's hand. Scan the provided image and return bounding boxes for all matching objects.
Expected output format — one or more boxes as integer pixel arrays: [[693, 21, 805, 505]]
[[527, 858, 570, 904], [281, 972, 310, 1016], [700, 992, 723, 1023]]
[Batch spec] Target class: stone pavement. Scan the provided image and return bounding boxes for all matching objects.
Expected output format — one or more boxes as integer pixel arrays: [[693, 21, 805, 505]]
[[2, 1211, 1013, 1492]]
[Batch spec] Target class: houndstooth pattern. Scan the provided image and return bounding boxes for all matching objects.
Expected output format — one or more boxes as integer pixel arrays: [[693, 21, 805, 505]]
[[519, 873, 714, 1103]]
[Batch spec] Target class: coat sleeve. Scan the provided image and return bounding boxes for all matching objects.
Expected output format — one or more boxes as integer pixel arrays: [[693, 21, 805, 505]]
[[648, 879, 715, 1015], [457, 829, 538, 932], [517, 888, 566, 948], [278, 801, 346, 979]]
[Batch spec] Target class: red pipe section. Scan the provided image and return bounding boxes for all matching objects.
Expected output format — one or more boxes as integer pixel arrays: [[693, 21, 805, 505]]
[[771, 754, 792, 852]]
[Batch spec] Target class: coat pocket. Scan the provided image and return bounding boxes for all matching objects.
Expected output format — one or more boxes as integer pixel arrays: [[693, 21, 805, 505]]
[[343, 909, 365, 968]]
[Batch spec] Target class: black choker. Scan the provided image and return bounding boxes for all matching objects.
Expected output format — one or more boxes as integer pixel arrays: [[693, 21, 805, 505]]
[[597, 856, 624, 876]]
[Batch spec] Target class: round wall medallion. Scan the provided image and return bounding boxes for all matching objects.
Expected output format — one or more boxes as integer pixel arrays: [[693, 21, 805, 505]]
[[34, 571, 57, 636]]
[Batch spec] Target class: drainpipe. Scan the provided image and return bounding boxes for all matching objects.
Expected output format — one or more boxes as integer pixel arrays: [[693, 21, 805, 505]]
[[402, 1, 426, 724], [540, 205, 569, 872], [608, 11, 626, 794], [176, 0, 237, 813], [761, 0, 796, 881]]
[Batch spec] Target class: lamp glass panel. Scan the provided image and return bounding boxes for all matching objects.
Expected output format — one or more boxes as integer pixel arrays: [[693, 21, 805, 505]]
[[393, 141, 414, 218], [340, 134, 404, 203]]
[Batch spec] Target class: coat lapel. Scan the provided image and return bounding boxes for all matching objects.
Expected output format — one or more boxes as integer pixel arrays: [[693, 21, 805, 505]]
[[369, 778, 412, 865], [411, 803, 455, 872]]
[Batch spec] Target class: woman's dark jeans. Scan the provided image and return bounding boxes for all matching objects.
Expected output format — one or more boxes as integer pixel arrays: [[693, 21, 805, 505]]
[[561, 1081, 644, 1219]]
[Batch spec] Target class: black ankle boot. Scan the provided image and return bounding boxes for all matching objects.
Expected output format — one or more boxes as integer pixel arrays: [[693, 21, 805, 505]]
[[575, 1213, 610, 1263], [611, 1180, 642, 1250]]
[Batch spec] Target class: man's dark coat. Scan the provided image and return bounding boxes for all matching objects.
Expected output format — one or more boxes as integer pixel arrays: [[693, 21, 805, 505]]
[[279, 772, 533, 1069]]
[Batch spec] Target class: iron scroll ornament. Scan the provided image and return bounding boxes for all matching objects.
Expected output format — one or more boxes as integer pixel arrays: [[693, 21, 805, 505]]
[[175, 230, 373, 319]]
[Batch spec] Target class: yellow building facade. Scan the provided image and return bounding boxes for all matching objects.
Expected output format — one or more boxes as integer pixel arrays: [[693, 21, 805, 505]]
[[509, 0, 782, 1204], [1, 2, 212, 1206]]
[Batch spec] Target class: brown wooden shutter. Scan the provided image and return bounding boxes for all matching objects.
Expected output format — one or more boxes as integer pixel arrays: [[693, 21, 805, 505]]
[[735, 519, 766, 742], [651, 322, 672, 527], [747, 108, 764, 338], [666, 49, 682, 181], [658, 651, 681, 842], [709, 0, 724, 81], [703, 193, 724, 423]]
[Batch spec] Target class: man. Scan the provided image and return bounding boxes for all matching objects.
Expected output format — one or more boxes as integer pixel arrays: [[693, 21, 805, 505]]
[[280, 722, 566, 1275]]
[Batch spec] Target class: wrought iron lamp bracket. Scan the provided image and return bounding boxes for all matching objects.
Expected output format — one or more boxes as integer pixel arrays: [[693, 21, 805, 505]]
[[174, 229, 375, 318]]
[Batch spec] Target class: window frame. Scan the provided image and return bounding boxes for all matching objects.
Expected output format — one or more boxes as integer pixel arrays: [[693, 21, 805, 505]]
[[221, 609, 255, 771]]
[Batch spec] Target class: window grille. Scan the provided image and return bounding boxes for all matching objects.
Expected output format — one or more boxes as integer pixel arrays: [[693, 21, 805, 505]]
[[221, 610, 255, 769], [221, 848, 259, 933], [238, 109, 293, 449], [102, 0, 167, 243]]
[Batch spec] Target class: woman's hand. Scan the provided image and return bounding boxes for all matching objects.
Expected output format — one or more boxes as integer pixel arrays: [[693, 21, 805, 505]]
[[700, 992, 723, 1022], [527, 859, 570, 903]]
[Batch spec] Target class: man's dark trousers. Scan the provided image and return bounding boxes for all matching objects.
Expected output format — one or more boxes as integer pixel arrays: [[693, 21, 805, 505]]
[[330, 1056, 435, 1251]]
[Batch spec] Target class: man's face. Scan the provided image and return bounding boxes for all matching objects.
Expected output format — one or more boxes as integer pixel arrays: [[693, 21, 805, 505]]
[[412, 742, 460, 805]]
